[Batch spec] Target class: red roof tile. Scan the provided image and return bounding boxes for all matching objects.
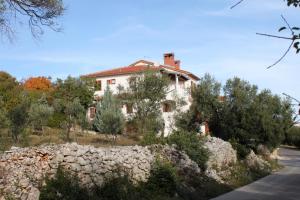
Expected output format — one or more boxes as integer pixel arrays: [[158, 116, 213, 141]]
[[82, 62, 200, 80], [82, 65, 158, 78]]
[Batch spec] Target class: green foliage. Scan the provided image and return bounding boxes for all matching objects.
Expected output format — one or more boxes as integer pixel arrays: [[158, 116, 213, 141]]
[[8, 101, 29, 142], [94, 86, 125, 135], [167, 130, 209, 170], [0, 98, 8, 129], [64, 98, 86, 140], [143, 160, 178, 198], [225, 161, 270, 188], [176, 74, 221, 133], [47, 112, 66, 128], [285, 127, 300, 148], [140, 132, 165, 146], [28, 95, 54, 133], [95, 161, 178, 200], [287, 0, 300, 7], [40, 167, 92, 200], [124, 70, 169, 134], [40, 161, 178, 200], [180, 75, 293, 158], [52, 77, 92, 139], [53, 76, 93, 109], [0, 71, 21, 112], [229, 139, 251, 159], [217, 78, 293, 156]]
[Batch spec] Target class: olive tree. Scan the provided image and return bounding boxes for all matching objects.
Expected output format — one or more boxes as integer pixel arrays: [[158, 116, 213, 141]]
[[124, 70, 169, 135], [28, 95, 53, 134], [52, 76, 93, 140], [8, 101, 29, 142]]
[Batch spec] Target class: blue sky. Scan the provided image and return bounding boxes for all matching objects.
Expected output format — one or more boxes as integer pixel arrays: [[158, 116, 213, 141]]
[[0, 0, 299, 99]]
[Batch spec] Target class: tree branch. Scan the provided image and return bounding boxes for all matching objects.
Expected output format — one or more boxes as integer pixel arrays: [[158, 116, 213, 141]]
[[267, 40, 294, 69], [231, 0, 245, 9], [256, 33, 294, 40]]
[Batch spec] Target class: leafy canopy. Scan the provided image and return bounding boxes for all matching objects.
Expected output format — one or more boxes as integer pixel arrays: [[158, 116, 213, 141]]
[[94, 85, 125, 135], [124, 70, 169, 134]]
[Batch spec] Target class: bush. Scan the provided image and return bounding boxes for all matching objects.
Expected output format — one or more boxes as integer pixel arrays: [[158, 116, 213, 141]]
[[47, 112, 66, 128], [98, 161, 178, 200], [285, 127, 300, 148], [94, 86, 124, 135], [140, 132, 165, 146], [40, 167, 94, 200], [229, 139, 251, 159], [143, 160, 178, 198], [40, 162, 178, 200], [8, 102, 29, 142], [167, 130, 209, 170], [224, 161, 270, 188], [95, 175, 138, 200]]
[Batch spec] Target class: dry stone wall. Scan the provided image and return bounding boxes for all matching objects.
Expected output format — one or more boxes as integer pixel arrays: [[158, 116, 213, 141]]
[[0, 143, 155, 200], [0, 137, 271, 200], [0, 143, 201, 200]]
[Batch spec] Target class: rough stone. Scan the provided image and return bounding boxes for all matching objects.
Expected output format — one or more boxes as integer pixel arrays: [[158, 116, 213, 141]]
[[204, 136, 237, 182], [0, 137, 254, 199], [0, 143, 156, 199], [245, 150, 271, 172]]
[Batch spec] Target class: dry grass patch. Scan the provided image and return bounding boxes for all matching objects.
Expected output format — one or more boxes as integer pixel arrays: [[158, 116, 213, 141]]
[[0, 128, 140, 151]]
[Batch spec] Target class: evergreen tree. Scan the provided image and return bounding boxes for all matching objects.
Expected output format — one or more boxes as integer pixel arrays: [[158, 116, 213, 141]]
[[0, 98, 8, 129], [28, 95, 54, 134], [176, 73, 221, 133], [94, 86, 124, 135], [125, 70, 169, 135], [8, 101, 29, 142]]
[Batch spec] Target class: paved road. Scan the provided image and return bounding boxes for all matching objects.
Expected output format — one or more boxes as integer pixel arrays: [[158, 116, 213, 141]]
[[212, 148, 300, 200]]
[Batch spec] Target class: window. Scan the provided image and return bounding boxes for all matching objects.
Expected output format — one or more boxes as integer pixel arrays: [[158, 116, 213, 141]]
[[162, 102, 172, 113], [126, 104, 133, 114], [107, 79, 116, 85], [89, 107, 96, 118], [95, 80, 102, 91]]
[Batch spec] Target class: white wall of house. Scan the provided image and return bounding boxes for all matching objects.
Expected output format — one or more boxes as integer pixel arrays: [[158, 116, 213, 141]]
[[94, 74, 132, 97], [90, 70, 198, 136]]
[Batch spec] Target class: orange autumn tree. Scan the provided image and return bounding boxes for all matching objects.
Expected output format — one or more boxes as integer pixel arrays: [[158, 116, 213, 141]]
[[24, 77, 52, 92]]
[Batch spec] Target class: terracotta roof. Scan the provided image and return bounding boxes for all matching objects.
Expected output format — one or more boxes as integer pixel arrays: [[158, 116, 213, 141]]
[[82, 65, 158, 78], [161, 65, 200, 80], [82, 62, 200, 81]]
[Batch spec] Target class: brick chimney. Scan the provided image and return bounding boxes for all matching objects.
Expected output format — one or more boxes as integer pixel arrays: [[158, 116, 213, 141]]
[[174, 60, 181, 69], [164, 53, 180, 69]]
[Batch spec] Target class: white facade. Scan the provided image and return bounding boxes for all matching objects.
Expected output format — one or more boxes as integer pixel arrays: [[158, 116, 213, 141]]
[[84, 55, 200, 136]]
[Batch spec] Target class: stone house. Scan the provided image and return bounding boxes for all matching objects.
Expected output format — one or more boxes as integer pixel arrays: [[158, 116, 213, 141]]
[[82, 53, 208, 136]]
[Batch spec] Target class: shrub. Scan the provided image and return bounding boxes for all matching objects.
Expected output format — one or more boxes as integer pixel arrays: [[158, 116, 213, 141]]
[[94, 86, 125, 135], [285, 127, 300, 148], [40, 161, 178, 200], [29, 100, 53, 134], [142, 160, 178, 198], [40, 167, 94, 200], [95, 175, 137, 200], [47, 112, 66, 128], [167, 130, 209, 170], [140, 132, 165, 146], [229, 139, 251, 159], [8, 102, 29, 142]]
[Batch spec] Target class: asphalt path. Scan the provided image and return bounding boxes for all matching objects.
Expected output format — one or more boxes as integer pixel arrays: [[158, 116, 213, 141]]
[[212, 148, 300, 200]]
